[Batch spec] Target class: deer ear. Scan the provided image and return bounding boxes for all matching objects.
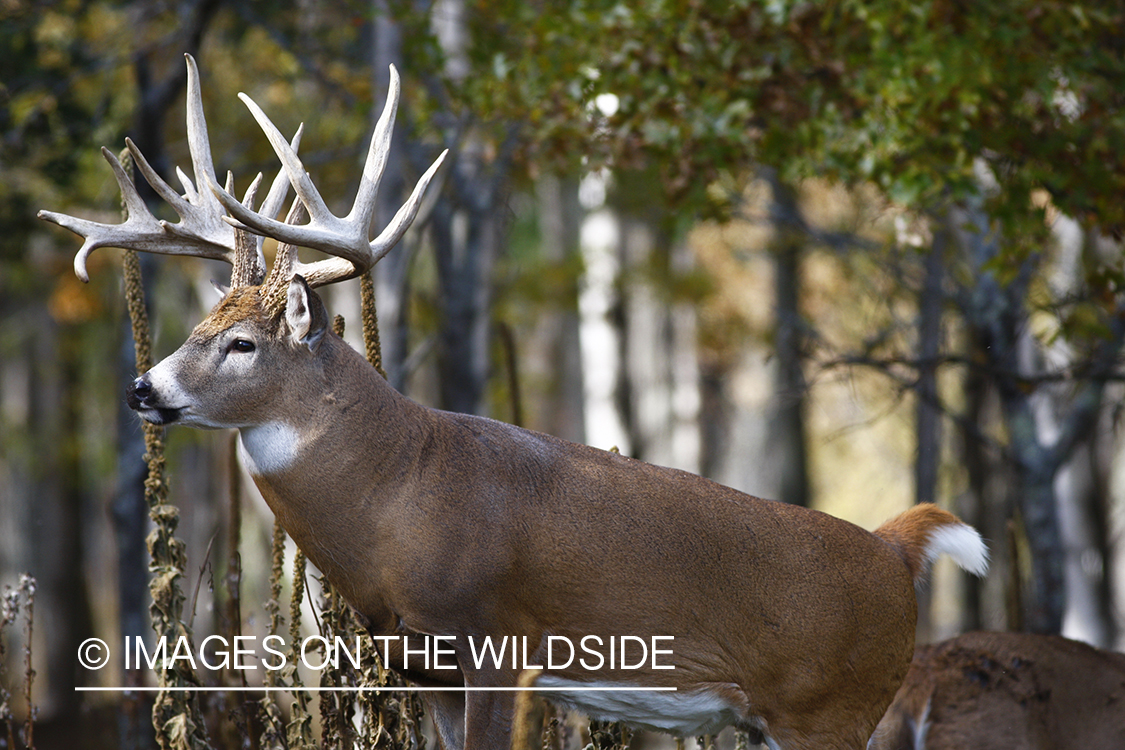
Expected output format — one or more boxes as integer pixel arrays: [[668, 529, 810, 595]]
[[285, 275, 328, 350]]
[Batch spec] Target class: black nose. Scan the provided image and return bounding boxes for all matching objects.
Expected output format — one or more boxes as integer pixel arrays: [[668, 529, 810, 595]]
[[127, 375, 151, 409]]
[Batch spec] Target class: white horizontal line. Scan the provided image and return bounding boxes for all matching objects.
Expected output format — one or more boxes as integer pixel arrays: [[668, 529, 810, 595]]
[[76, 686, 678, 693]]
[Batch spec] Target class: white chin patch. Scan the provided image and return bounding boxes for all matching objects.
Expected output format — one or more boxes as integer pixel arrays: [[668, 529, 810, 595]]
[[238, 422, 301, 475], [534, 676, 744, 737]]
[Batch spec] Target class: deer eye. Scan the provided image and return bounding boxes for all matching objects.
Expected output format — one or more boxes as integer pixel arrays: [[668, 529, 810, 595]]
[[229, 338, 256, 354]]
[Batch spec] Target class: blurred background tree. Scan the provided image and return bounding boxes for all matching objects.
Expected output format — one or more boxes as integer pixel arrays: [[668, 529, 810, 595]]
[[2, 0, 1123, 747]]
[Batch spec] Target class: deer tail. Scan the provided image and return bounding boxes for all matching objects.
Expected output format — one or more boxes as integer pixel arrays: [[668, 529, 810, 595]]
[[873, 503, 989, 584]]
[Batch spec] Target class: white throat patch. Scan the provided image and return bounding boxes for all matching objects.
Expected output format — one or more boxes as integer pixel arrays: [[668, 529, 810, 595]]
[[238, 422, 301, 476]]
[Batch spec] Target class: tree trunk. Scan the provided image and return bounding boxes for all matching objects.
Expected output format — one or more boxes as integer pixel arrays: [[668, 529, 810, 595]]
[[578, 204, 631, 454], [1043, 220, 1116, 646], [529, 174, 585, 443], [113, 278, 155, 750], [669, 240, 703, 472], [913, 224, 948, 641], [765, 173, 809, 507], [952, 202, 1098, 635], [621, 218, 672, 466], [432, 197, 498, 415], [957, 343, 1000, 632], [371, 0, 412, 388], [428, 0, 508, 417], [915, 229, 946, 509], [28, 315, 94, 720]]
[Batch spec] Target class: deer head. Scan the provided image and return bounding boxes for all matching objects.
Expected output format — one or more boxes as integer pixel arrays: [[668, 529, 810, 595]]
[[39, 54, 445, 433]]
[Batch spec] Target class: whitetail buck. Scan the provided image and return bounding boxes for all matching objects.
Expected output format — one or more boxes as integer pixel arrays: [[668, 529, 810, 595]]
[[869, 631, 1125, 750], [41, 54, 989, 750]]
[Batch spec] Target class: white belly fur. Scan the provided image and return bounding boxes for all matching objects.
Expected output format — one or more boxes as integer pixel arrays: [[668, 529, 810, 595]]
[[533, 675, 745, 737]]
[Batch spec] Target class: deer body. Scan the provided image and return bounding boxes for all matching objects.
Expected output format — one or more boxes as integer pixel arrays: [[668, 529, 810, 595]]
[[42, 55, 989, 750], [130, 282, 984, 750], [870, 631, 1125, 750]]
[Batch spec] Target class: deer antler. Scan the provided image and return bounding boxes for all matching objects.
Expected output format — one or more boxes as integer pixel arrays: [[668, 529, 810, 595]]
[[213, 65, 448, 289], [38, 54, 299, 287]]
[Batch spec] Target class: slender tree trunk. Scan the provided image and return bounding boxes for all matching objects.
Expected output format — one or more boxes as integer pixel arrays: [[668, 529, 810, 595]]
[[114, 291, 155, 750], [765, 172, 809, 507], [1057, 439, 1113, 646], [530, 174, 585, 443], [1086, 418, 1120, 647], [429, 0, 507, 416], [432, 196, 498, 415], [669, 240, 703, 472], [957, 342, 997, 632], [371, 0, 412, 388], [1008, 431, 1068, 634], [29, 316, 93, 719], [698, 361, 731, 481], [915, 229, 946, 508], [578, 204, 631, 454], [621, 218, 672, 466], [914, 224, 947, 641]]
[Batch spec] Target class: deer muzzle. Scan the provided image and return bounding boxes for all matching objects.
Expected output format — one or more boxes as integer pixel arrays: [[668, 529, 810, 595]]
[[127, 373, 182, 425]]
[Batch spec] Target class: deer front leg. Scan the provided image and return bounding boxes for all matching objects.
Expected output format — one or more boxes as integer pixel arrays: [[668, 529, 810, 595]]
[[463, 689, 515, 750], [419, 690, 467, 750], [417, 685, 512, 750]]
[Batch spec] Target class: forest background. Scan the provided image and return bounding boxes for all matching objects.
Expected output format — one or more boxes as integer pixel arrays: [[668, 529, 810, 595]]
[[2, 0, 1124, 747]]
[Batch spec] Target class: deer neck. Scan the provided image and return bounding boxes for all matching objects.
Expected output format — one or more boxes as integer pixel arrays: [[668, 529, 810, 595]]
[[236, 335, 429, 596]]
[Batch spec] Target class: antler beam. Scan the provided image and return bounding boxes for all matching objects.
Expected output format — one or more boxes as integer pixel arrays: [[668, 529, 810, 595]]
[[38, 54, 300, 287], [214, 65, 448, 289]]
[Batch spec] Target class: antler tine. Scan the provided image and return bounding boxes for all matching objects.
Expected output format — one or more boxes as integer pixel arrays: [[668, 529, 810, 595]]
[[350, 61, 401, 227], [39, 54, 237, 281], [283, 141, 445, 290], [183, 54, 223, 215], [38, 145, 235, 282], [107, 54, 240, 260], [230, 172, 266, 288], [369, 147, 447, 264], [213, 64, 447, 288], [259, 123, 304, 222], [212, 92, 366, 260], [38, 52, 305, 289], [121, 135, 235, 249], [293, 146, 446, 286]]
